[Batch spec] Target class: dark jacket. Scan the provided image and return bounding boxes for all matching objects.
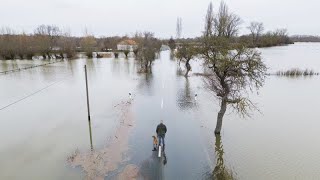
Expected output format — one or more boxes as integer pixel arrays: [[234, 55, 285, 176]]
[[156, 123, 167, 137]]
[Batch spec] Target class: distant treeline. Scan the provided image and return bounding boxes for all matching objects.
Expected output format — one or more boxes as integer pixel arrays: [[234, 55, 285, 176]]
[[0, 25, 77, 60], [290, 35, 320, 42], [0, 25, 155, 60], [164, 26, 293, 48], [240, 29, 293, 47], [0, 24, 295, 60]]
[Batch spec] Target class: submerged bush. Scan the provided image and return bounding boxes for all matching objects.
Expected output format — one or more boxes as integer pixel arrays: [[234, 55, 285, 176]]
[[275, 69, 319, 76]]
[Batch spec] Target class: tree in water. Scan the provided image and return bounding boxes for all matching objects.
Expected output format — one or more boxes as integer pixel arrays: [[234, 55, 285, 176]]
[[176, 42, 197, 77], [135, 32, 161, 73], [34, 25, 61, 59], [80, 28, 97, 58], [58, 31, 76, 59], [200, 1, 267, 134], [123, 49, 130, 58], [168, 37, 176, 50]]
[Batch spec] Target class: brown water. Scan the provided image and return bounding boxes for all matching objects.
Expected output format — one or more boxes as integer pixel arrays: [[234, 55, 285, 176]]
[[0, 43, 320, 179]]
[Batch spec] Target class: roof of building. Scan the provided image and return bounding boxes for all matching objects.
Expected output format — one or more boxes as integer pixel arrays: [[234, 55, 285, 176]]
[[118, 39, 138, 46]]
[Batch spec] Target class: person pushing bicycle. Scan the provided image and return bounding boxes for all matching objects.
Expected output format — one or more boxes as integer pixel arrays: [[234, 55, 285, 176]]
[[156, 120, 167, 150]]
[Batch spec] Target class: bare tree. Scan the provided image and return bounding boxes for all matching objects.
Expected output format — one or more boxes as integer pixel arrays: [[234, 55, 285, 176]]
[[0, 27, 16, 59], [200, 2, 267, 134], [34, 25, 61, 58], [204, 2, 214, 37], [176, 42, 197, 77], [58, 31, 76, 59], [80, 36, 97, 58], [176, 17, 182, 39], [213, 1, 241, 38], [135, 32, 161, 73], [247, 22, 264, 45], [80, 28, 97, 58]]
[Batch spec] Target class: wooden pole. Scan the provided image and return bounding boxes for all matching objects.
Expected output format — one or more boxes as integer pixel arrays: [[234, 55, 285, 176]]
[[84, 65, 93, 150]]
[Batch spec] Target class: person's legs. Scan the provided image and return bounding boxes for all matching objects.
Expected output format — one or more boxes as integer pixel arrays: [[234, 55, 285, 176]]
[[158, 136, 165, 150], [158, 135, 162, 146], [162, 136, 165, 146]]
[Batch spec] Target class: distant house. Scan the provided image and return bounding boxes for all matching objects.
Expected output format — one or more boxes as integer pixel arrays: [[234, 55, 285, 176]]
[[117, 39, 138, 51]]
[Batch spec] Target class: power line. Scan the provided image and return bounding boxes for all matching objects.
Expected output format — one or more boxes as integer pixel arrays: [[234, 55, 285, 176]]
[[0, 75, 71, 111]]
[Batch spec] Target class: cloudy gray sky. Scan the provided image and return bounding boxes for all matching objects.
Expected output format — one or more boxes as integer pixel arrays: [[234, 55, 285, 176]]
[[0, 0, 318, 38]]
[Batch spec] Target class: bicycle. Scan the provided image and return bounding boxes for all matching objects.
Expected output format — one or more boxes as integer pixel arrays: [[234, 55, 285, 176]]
[[158, 136, 165, 157]]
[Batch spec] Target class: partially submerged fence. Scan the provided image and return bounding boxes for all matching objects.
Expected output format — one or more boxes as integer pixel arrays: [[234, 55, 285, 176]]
[[0, 59, 64, 75]]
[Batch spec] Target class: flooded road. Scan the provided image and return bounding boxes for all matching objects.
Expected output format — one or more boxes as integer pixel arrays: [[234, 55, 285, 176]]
[[1, 43, 320, 179]]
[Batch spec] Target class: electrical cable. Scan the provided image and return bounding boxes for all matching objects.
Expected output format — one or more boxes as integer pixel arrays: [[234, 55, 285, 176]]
[[0, 74, 72, 111]]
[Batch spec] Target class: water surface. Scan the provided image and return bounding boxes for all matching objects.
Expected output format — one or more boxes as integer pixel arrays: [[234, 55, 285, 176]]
[[0, 43, 320, 180]]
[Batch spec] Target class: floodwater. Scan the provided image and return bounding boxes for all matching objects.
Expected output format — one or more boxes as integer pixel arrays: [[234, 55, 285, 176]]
[[0, 43, 320, 180]]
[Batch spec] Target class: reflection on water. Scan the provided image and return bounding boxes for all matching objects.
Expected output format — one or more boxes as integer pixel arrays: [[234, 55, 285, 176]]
[[176, 77, 197, 110], [211, 135, 236, 180], [138, 150, 167, 180], [169, 50, 175, 61], [203, 134, 236, 180], [137, 73, 154, 96]]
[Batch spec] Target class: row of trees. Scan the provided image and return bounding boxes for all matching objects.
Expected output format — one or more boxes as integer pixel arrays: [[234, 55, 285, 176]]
[[0, 26, 159, 60], [290, 35, 320, 42], [166, 16, 293, 52], [0, 25, 77, 60], [242, 24, 293, 47]]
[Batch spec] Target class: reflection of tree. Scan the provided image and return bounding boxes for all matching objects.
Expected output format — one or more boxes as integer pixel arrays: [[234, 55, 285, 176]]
[[137, 73, 154, 96], [170, 50, 175, 61], [176, 78, 196, 110], [176, 65, 183, 76], [211, 134, 236, 180]]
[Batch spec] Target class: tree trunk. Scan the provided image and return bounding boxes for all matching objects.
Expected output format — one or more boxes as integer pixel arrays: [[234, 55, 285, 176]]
[[214, 98, 227, 134], [185, 60, 191, 77], [145, 63, 148, 73], [47, 52, 51, 59]]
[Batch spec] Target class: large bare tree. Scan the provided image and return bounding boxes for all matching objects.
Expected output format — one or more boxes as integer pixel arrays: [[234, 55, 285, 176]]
[[201, 2, 267, 134], [213, 1, 241, 38], [247, 22, 264, 45]]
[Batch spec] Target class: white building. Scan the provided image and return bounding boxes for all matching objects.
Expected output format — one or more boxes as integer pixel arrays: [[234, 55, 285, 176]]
[[117, 39, 138, 51]]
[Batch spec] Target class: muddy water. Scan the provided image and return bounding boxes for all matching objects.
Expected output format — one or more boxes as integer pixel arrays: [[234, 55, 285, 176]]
[[0, 43, 320, 180]]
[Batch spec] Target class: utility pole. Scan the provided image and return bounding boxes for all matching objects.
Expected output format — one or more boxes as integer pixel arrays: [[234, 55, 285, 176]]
[[84, 65, 93, 150]]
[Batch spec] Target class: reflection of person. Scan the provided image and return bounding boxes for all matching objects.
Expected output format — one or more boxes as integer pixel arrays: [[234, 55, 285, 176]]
[[152, 135, 158, 151], [156, 120, 167, 148]]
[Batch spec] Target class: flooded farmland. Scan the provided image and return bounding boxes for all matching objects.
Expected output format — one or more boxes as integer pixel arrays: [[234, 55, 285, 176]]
[[1, 43, 320, 180]]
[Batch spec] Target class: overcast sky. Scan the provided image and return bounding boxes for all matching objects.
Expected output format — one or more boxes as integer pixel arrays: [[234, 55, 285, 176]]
[[0, 0, 318, 38]]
